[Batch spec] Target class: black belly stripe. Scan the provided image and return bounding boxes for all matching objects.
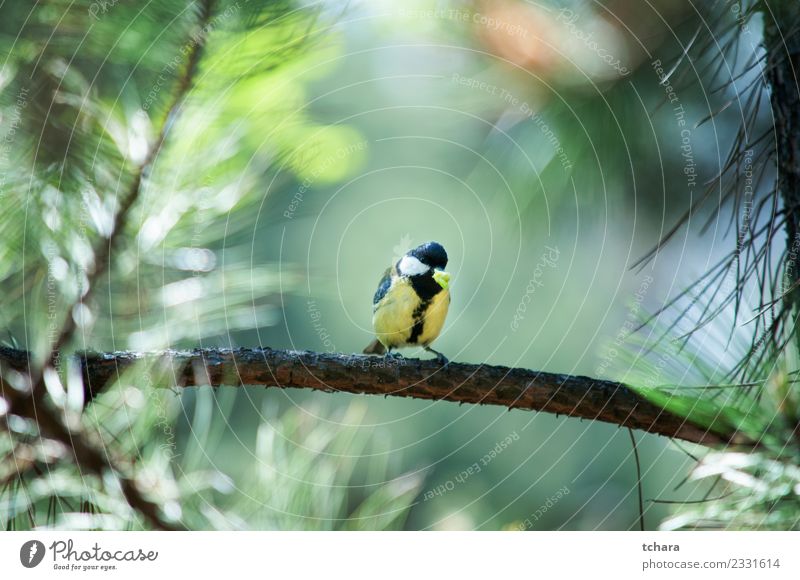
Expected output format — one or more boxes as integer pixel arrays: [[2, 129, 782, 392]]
[[408, 299, 431, 344]]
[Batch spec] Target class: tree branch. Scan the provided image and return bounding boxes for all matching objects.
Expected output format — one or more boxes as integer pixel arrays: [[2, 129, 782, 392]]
[[1, 0, 218, 531], [765, 4, 800, 347], [763, 3, 800, 442], [1, 345, 731, 445]]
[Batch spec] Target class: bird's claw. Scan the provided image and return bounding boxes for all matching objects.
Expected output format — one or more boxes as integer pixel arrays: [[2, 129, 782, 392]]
[[424, 347, 449, 367]]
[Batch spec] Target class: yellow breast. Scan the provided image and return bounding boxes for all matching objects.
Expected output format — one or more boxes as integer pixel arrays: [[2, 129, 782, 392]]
[[372, 277, 450, 348], [416, 289, 450, 346]]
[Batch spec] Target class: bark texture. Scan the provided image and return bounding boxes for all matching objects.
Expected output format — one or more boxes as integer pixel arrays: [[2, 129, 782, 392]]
[[1, 346, 728, 445]]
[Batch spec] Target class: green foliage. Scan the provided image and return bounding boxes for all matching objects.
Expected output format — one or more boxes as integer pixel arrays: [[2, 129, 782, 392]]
[[2, 0, 799, 532], [661, 450, 800, 530], [634, 387, 765, 441], [1, 364, 421, 530], [234, 401, 422, 531], [622, 305, 800, 529], [0, 0, 394, 531]]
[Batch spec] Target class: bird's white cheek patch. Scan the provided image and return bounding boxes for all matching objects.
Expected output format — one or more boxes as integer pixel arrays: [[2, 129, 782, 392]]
[[397, 255, 428, 276]]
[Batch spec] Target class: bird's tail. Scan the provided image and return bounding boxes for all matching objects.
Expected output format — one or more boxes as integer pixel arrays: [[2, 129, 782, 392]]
[[363, 338, 386, 355]]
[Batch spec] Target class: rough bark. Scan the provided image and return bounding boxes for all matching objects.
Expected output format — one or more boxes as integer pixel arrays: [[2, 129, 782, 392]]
[[1, 345, 727, 445]]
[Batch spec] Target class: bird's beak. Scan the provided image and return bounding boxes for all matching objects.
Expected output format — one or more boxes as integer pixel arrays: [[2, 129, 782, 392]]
[[433, 269, 451, 290]]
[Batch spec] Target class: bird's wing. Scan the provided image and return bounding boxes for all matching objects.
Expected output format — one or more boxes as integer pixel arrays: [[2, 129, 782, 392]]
[[372, 267, 393, 305]]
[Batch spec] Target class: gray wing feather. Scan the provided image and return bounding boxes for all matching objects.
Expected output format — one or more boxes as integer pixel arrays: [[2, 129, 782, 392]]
[[373, 267, 393, 305]]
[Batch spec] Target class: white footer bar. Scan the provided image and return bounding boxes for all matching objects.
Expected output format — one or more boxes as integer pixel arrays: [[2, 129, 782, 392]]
[[1, 531, 796, 579]]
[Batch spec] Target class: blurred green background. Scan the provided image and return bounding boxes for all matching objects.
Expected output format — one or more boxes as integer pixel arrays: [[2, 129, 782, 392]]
[[0, 0, 770, 530]]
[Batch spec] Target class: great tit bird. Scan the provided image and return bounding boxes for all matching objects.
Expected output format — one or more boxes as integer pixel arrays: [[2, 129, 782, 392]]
[[363, 241, 451, 364]]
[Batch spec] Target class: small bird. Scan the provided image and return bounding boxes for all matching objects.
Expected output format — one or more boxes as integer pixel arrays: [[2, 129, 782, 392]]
[[363, 241, 451, 364]]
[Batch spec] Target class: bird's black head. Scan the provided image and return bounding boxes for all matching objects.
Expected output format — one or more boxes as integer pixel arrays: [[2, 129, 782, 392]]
[[409, 241, 448, 270], [396, 241, 450, 298]]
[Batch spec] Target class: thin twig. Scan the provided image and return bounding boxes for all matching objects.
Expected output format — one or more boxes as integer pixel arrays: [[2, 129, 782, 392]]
[[628, 428, 645, 531]]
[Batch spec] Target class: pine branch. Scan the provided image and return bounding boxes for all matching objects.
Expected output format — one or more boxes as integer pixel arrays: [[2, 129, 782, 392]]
[[1, 0, 218, 531], [1, 384, 175, 530], [763, 2, 800, 445], [1, 345, 734, 446], [36, 0, 215, 378], [764, 3, 800, 347]]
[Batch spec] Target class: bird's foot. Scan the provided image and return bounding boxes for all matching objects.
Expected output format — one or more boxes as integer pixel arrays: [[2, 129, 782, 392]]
[[384, 350, 404, 360], [424, 347, 449, 366]]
